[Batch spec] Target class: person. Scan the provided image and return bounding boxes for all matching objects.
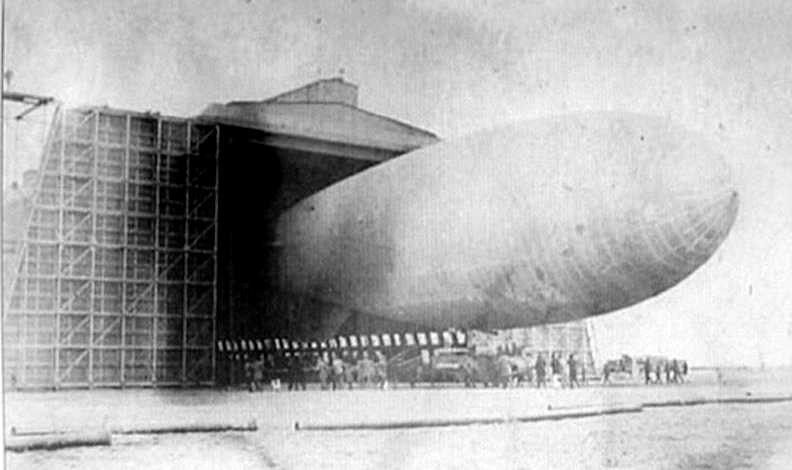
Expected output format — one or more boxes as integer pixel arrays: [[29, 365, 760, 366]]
[[358, 351, 374, 387], [519, 354, 533, 387], [497, 354, 512, 388], [343, 352, 356, 389], [681, 360, 688, 383], [671, 359, 680, 384], [602, 363, 611, 384], [643, 359, 652, 385], [374, 351, 389, 389], [287, 353, 300, 391], [331, 353, 345, 391], [317, 356, 330, 390], [252, 355, 265, 391], [268, 353, 282, 391], [462, 357, 476, 388], [535, 353, 546, 388], [551, 353, 562, 388], [298, 352, 310, 390], [244, 355, 256, 392], [655, 362, 663, 384], [567, 354, 579, 388], [413, 362, 423, 388], [664, 361, 671, 384], [230, 351, 240, 388]]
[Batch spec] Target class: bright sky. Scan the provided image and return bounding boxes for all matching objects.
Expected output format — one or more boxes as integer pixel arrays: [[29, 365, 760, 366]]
[[3, 0, 791, 366]]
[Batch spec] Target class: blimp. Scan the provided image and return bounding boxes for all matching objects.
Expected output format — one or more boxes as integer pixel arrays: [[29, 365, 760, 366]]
[[271, 111, 738, 336]]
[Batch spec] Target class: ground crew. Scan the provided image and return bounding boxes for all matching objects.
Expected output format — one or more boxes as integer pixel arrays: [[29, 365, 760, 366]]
[[343, 353, 356, 389], [244, 355, 256, 392], [551, 353, 562, 387], [535, 353, 546, 388], [497, 354, 512, 388], [602, 363, 611, 384], [317, 356, 330, 390], [331, 354, 345, 390], [567, 354, 579, 388], [252, 355, 265, 391], [374, 351, 388, 389], [287, 352, 307, 391], [357, 352, 375, 387], [462, 358, 476, 388], [671, 359, 680, 384]]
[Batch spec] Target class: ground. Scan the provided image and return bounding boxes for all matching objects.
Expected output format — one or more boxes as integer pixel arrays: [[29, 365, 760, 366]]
[[5, 368, 792, 469]]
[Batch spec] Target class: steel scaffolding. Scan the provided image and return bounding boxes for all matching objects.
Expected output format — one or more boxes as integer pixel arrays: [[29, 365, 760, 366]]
[[4, 107, 220, 388]]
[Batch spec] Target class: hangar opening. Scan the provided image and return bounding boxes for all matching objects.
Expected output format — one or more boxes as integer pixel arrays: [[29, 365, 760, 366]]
[[2, 79, 438, 388]]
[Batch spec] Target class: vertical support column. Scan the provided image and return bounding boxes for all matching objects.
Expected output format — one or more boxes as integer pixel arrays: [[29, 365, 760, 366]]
[[6, 107, 62, 388], [152, 118, 162, 386], [54, 110, 66, 389], [11, 245, 24, 388], [182, 122, 191, 384], [211, 125, 220, 385], [88, 110, 100, 388], [120, 113, 131, 387], [19, 228, 29, 386]]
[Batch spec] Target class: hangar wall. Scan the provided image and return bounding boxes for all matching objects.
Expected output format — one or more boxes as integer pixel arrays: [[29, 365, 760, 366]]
[[4, 107, 220, 388]]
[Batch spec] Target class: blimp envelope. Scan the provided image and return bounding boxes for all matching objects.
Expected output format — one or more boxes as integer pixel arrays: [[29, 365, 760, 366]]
[[276, 111, 738, 331]]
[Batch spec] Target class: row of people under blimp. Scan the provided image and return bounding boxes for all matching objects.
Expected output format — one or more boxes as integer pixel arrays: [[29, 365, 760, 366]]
[[241, 350, 389, 391], [233, 348, 591, 391]]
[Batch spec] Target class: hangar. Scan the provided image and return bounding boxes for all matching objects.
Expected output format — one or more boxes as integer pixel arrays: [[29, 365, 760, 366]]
[[3, 79, 595, 388]]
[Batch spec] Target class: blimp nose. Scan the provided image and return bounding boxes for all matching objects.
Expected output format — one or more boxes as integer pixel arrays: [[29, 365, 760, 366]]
[[671, 187, 738, 267], [594, 126, 739, 313], [627, 147, 738, 300], [659, 134, 738, 265]]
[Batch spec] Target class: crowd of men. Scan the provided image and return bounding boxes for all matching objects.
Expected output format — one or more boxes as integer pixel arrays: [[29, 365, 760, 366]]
[[485, 350, 587, 389], [600, 355, 689, 385], [240, 350, 390, 392], [232, 348, 591, 391], [640, 358, 689, 385], [228, 348, 689, 391]]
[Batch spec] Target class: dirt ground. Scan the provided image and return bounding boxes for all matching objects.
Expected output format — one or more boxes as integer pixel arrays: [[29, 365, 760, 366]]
[[5, 368, 792, 469]]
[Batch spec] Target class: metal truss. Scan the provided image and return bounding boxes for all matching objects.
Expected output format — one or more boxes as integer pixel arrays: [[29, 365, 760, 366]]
[[4, 107, 219, 389]]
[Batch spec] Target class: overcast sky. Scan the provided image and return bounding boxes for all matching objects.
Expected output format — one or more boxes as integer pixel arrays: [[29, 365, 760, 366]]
[[4, 0, 791, 366]]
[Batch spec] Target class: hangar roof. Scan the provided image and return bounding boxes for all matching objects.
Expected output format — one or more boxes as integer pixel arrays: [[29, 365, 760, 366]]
[[199, 78, 439, 156]]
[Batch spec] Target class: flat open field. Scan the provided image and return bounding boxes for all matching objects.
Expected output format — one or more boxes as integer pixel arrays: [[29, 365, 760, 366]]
[[5, 368, 792, 469]]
